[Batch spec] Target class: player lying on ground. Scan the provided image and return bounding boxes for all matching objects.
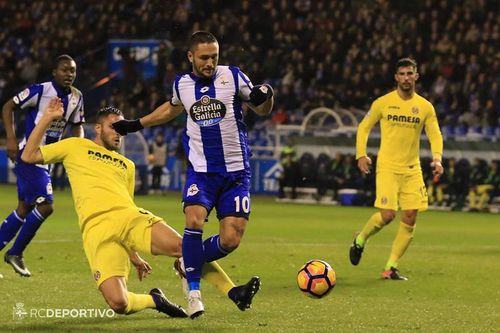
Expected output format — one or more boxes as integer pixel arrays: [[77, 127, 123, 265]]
[[21, 100, 259, 316]]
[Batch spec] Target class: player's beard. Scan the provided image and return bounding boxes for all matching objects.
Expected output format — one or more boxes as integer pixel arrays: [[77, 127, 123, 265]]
[[399, 82, 413, 93], [102, 134, 122, 151], [193, 60, 215, 79]]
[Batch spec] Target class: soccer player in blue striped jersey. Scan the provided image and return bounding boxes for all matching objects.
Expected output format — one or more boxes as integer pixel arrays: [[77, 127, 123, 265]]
[[0, 55, 84, 277], [113, 31, 273, 318]]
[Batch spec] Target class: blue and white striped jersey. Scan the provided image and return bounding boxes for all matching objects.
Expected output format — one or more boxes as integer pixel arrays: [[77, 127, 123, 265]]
[[172, 65, 254, 173], [13, 80, 85, 169]]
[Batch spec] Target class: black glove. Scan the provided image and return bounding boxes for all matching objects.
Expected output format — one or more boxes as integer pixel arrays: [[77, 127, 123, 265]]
[[250, 84, 273, 106], [112, 119, 143, 136]]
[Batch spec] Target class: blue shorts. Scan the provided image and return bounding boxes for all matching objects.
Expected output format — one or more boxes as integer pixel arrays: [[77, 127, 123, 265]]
[[182, 168, 251, 220], [14, 160, 53, 205]]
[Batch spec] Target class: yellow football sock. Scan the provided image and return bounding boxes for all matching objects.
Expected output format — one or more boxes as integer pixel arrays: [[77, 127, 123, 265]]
[[356, 212, 385, 247], [385, 222, 415, 270], [124, 292, 156, 314], [202, 261, 235, 295]]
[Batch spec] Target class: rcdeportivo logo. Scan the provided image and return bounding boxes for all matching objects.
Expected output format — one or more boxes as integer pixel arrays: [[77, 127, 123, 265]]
[[88, 150, 127, 170], [189, 95, 226, 127]]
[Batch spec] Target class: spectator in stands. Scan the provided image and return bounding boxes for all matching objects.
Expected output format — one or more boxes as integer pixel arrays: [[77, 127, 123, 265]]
[[1, 0, 498, 132], [314, 153, 331, 201], [148, 132, 168, 194], [0, 0, 498, 215], [468, 158, 488, 211], [451, 158, 471, 211], [271, 105, 288, 126], [469, 159, 499, 212], [339, 154, 363, 190], [424, 156, 447, 207], [278, 145, 300, 199], [486, 160, 500, 206], [174, 131, 187, 188], [328, 152, 345, 201], [427, 170, 448, 207]]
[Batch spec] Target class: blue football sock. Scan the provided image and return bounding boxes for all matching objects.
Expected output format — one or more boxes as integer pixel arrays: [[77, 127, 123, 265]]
[[182, 228, 204, 291], [8, 208, 46, 255], [0, 211, 25, 251], [203, 235, 230, 262]]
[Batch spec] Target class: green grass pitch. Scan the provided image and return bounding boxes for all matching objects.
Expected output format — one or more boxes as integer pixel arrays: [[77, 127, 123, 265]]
[[0, 184, 498, 332]]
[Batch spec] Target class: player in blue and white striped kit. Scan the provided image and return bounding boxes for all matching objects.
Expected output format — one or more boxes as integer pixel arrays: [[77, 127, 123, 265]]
[[113, 31, 274, 318], [0, 55, 84, 278]]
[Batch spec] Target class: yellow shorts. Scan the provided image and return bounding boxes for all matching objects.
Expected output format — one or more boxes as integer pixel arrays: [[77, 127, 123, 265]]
[[375, 169, 428, 211], [82, 207, 164, 287]]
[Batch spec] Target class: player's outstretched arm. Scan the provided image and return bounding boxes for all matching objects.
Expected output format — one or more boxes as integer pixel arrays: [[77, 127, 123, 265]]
[[21, 98, 63, 164], [248, 84, 274, 116], [112, 101, 184, 136], [2, 98, 19, 162]]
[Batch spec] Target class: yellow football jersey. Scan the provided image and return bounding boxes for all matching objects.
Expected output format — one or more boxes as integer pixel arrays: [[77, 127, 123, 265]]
[[356, 90, 443, 173], [40, 137, 135, 231]]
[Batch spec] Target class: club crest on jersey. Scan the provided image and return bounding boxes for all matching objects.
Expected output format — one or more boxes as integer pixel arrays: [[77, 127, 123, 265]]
[[69, 95, 79, 108], [46, 182, 53, 195], [189, 95, 226, 127], [187, 184, 199, 197], [218, 76, 229, 85], [18, 88, 30, 101], [412, 106, 419, 114]]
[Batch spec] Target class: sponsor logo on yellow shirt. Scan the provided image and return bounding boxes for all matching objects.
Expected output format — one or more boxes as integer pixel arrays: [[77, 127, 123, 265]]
[[87, 150, 127, 170]]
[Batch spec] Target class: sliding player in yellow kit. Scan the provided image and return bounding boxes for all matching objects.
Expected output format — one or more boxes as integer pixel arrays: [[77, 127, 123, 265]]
[[350, 58, 444, 280], [21, 100, 259, 317]]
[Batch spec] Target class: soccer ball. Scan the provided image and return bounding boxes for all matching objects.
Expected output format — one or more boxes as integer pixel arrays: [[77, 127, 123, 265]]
[[297, 259, 336, 298]]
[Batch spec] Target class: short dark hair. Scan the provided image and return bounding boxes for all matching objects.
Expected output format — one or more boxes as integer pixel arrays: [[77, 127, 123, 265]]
[[396, 57, 417, 72], [96, 106, 123, 123], [54, 54, 75, 69], [188, 31, 218, 51]]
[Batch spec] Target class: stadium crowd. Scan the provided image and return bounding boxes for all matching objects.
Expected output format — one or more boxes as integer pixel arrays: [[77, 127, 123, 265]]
[[0, 0, 498, 210], [0, 0, 498, 128]]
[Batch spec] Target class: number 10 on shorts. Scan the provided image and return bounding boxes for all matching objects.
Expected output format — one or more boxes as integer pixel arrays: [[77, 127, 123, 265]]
[[234, 196, 250, 213]]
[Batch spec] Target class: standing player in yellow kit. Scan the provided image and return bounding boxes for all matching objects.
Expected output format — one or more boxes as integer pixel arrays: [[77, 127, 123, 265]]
[[350, 58, 444, 280]]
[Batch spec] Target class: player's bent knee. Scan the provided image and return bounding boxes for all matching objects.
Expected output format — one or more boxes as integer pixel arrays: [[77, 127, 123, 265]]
[[105, 296, 128, 314], [401, 210, 418, 225], [152, 237, 182, 257], [109, 302, 128, 314], [381, 210, 396, 224], [185, 217, 204, 230], [169, 237, 183, 257], [36, 202, 54, 217], [401, 217, 417, 226], [219, 235, 241, 253]]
